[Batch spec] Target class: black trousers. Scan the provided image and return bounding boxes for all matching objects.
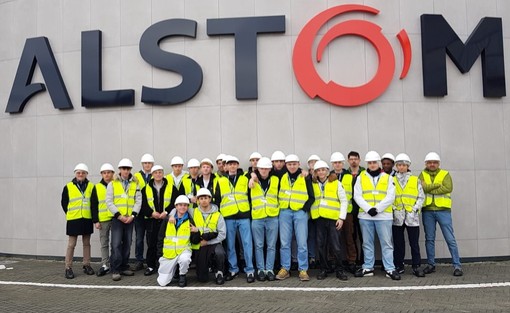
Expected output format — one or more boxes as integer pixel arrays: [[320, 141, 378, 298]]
[[316, 217, 344, 271], [195, 243, 226, 282], [392, 224, 421, 268], [145, 219, 163, 269]]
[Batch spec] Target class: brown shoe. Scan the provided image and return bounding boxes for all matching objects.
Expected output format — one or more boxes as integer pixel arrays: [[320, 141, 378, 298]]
[[275, 268, 290, 280], [299, 270, 310, 281]]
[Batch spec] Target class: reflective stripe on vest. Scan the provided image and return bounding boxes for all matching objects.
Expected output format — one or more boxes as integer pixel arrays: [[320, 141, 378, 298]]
[[341, 174, 353, 213], [191, 209, 220, 250], [66, 182, 93, 221], [145, 184, 172, 214], [393, 176, 419, 212], [163, 219, 191, 259], [278, 173, 309, 211], [112, 180, 137, 216], [95, 183, 113, 222], [360, 173, 392, 213], [422, 170, 452, 208], [218, 176, 250, 217], [311, 180, 340, 220], [251, 176, 280, 220]]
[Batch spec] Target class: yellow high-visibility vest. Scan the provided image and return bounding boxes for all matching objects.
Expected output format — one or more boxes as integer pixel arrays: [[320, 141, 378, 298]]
[[191, 209, 220, 250], [95, 183, 113, 222], [278, 173, 309, 211], [66, 182, 93, 220], [360, 173, 392, 213], [112, 180, 138, 216], [251, 176, 279, 220], [311, 180, 341, 220], [422, 170, 452, 208], [341, 173, 353, 213], [162, 219, 191, 259], [393, 176, 419, 212], [145, 183, 172, 214], [218, 176, 250, 217]]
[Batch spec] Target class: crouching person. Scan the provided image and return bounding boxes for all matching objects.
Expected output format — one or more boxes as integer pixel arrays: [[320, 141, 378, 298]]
[[156, 195, 199, 287]]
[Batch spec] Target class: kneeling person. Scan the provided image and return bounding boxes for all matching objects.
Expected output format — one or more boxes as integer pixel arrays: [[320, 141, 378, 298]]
[[156, 195, 199, 287]]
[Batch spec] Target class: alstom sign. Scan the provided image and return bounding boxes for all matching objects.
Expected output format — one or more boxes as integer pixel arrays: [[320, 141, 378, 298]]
[[5, 4, 506, 113]]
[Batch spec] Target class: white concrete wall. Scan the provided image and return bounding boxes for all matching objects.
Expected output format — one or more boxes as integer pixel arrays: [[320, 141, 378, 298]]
[[0, 0, 509, 259]]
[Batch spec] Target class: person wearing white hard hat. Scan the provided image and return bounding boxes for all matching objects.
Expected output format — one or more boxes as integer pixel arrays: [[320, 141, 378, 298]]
[[307, 154, 320, 171], [381, 153, 396, 176], [246, 152, 262, 177], [156, 195, 198, 287], [391, 154, 426, 278], [270, 150, 287, 178], [91, 163, 116, 277], [346, 151, 365, 266], [168, 188, 227, 285], [310, 160, 349, 280], [330, 152, 357, 274], [419, 152, 462, 277], [214, 155, 256, 283], [140, 165, 173, 277], [216, 153, 227, 177], [61, 163, 95, 279], [248, 157, 280, 282], [196, 158, 219, 203], [182, 159, 200, 206], [106, 158, 142, 281], [353, 151, 400, 280], [166, 156, 187, 209], [276, 154, 315, 282], [133, 153, 155, 271]]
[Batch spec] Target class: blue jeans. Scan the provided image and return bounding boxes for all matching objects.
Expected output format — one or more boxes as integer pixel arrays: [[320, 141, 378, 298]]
[[134, 215, 146, 262], [307, 218, 316, 259], [225, 218, 254, 274], [422, 210, 461, 268], [359, 219, 395, 272], [110, 218, 134, 273], [279, 209, 308, 271], [251, 217, 279, 272]]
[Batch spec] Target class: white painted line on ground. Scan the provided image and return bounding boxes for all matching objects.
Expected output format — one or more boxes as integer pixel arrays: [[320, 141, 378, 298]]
[[1, 280, 510, 291]]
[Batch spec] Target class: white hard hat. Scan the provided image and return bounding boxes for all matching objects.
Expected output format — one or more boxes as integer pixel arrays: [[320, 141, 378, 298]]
[[313, 160, 329, 171], [216, 153, 226, 161], [330, 152, 345, 162], [200, 158, 214, 167], [307, 154, 320, 162], [395, 153, 411, 164], [140, 153, 155, 163], [285, 154, 299, 163], [257, 157, 272, 169], [99, 163, 114, 173], [151, 165, 164, 173], [364, 151, 381, 162], [225, 155, 240, 164], [381, 153, 395, 162], [74, 163, 89, 173], [170, 156, 184, 166], [249, 152, 262, 160], [187, 158, 200, 168], [424, 152, 441, 162], [118, 158, 133, 168], [175, 195, 190, 205], [196, 188, 212, 198], [271, 150, 286, 161]]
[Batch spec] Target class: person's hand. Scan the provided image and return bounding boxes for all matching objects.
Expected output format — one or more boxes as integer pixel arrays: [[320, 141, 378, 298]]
[[168, 216, 176, 224], [152, 212, 161, 219], [160, 211, 168, 219], [367, 208, 378, 217], [335, 219, 344, 230], [94, 222, 101, 230], [190, 196, 197, 204], [125, 216, 134, 224], [249, 177, 256, 189], [200, 240, 207, 247], [190, 224, 198, 233]]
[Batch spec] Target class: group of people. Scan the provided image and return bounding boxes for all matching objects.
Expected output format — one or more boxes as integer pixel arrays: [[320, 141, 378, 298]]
[[60, 149, 463, 287]]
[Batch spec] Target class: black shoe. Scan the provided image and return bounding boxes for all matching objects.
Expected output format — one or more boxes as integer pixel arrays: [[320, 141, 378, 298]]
[[215, 272, 225, 285], [266, 271, 276, 281], [225, 271, 238, 281], [83, 265, 95, 275], [178, 275, 187, 287], [144, 267, 155, 276], [396, 266, 405, 274], [346, 263, 357, 274], [134, 261, 144, 271], [423, 265, 436, 274], [336, 270, 349, 281], [65, 268, 74, 279], [120, 270, 134, 276], [354, 268, 374, 277], [309, 258, 316, 269], [246, 273, 255, 283], [317, 270, 328, 280], [256, 270, 266, 281], [386, 270, 401, 280], [412, 267, 425, 277], [290, 262, 298, 271], [453, 268, 463, 277], [96, 266, 109, 277]]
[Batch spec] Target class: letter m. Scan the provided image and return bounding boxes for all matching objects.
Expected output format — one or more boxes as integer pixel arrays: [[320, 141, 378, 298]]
[[421, 14, 505, 98]]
